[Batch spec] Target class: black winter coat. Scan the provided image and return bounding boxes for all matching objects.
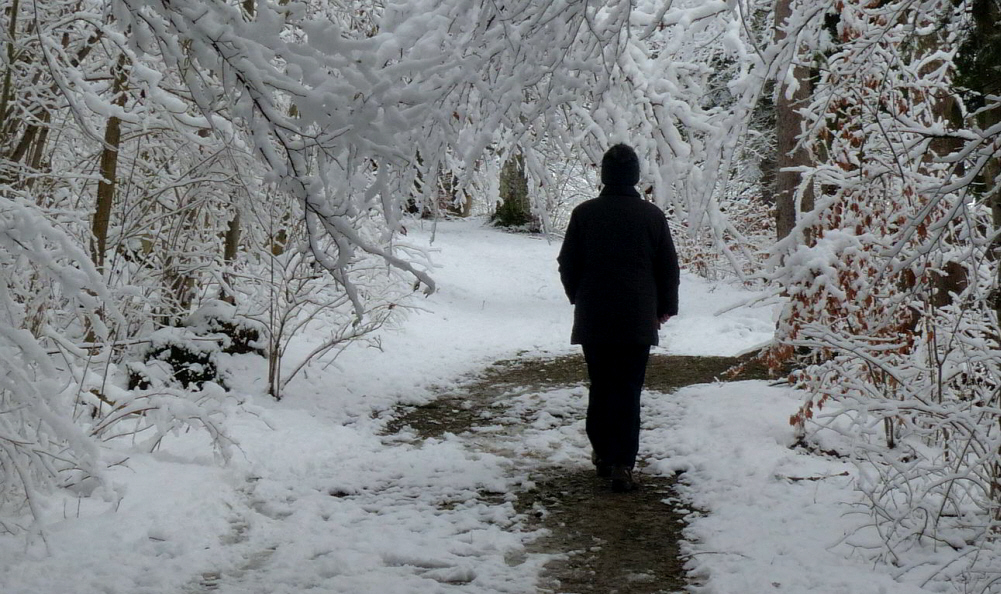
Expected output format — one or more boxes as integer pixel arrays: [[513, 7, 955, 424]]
[[557, 186, 680, 345]]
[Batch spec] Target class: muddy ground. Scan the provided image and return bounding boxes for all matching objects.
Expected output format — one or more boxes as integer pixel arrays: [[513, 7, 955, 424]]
[[384, 352, 772, 594]]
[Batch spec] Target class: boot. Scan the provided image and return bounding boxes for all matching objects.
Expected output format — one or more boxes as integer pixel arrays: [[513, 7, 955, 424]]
[[610, 466, 638, 492], [591, 450, 612, 478]]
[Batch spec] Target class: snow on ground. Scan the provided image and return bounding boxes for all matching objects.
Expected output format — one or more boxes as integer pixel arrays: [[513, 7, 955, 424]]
[[277, 218, 777, 422], [0, 218, 928, 593], [644, 383, 931, 594]]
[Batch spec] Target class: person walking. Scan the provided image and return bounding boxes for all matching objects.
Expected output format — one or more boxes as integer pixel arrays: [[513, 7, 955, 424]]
[[557, 143, 680, 492]]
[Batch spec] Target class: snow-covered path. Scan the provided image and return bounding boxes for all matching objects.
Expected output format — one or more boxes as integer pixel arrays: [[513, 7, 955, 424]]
[[0, 219, 935, 593]]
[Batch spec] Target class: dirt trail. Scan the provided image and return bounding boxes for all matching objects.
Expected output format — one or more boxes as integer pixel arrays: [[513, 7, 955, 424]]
[[385, 352, 769, 594]]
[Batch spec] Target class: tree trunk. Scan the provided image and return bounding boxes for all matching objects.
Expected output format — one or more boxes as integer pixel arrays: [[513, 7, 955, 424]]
[[221, 206, 241, 304], [91, 55, 128, 270], [159, 200, 200, 326], [2, 26, 100, 186], [956, 0, 1001, 321], [773, 0, 814, 241], [0, 0, 20, 140]]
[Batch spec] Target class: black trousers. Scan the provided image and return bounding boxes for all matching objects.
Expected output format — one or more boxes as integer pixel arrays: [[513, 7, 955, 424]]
[[582, 343, 651, 469]]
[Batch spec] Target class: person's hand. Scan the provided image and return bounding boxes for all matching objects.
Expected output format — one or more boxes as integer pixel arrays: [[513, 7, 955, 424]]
[[657, 314, 671, 329]]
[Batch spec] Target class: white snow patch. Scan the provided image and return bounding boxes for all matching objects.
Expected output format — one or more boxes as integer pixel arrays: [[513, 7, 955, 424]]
[[1, 218, 928, 594]]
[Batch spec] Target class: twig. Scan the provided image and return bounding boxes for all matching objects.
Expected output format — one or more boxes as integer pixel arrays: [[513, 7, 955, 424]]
[[777, 471, 850, 482]]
